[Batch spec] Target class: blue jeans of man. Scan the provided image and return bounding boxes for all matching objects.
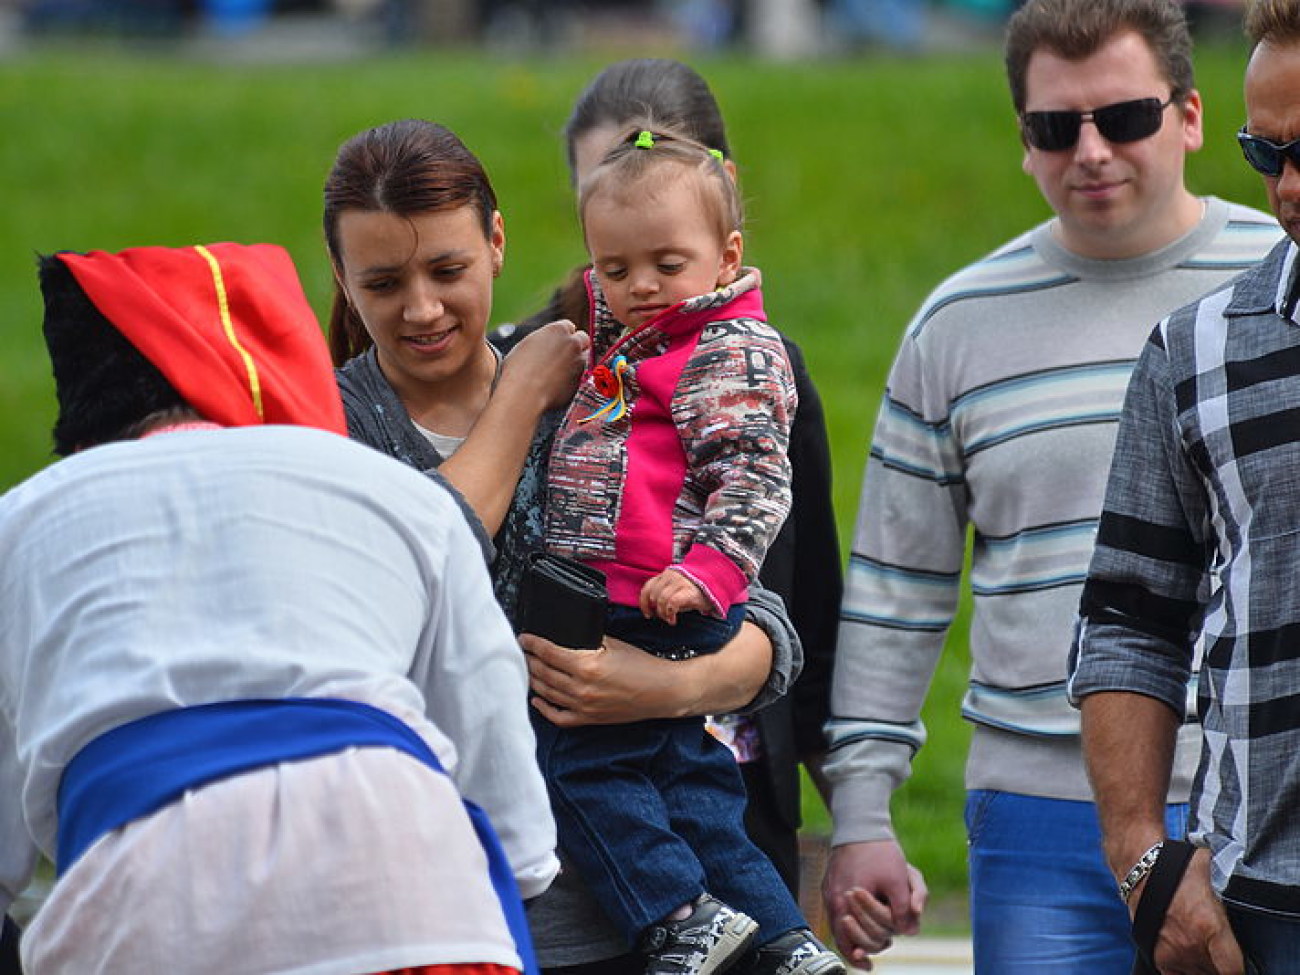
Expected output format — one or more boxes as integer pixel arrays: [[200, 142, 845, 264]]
[[965, 791, 1188, 974], [533, 711, 805, 948], [1227, 903, 1300, 974]]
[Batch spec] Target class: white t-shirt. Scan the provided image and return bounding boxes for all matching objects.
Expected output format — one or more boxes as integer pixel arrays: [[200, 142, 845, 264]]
[[0, 425, 558, 974]]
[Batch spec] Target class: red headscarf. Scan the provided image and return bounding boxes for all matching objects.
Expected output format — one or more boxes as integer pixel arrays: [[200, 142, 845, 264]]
[[57, 243, 346, 434]]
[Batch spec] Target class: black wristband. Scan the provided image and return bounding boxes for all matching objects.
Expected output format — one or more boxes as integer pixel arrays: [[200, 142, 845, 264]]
[[1130, 838, 1196, 975]]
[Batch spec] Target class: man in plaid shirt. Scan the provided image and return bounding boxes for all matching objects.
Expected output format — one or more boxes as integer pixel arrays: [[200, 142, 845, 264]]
[[1070, 1, 1300, 971]]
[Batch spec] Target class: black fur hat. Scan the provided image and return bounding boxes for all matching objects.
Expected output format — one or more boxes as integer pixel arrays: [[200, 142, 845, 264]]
[[38, 253, 184, 456]]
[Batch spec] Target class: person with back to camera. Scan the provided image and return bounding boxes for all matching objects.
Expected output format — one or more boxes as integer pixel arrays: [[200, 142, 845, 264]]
[[819, 0, 1284, 971], [532, 123, 842, 975], [323, 118, 809, 974], [493, 56, 843, 931], [0, 242, 557, 975]]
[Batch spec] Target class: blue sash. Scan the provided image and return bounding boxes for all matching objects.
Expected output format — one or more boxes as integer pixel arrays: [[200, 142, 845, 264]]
[[57, 698, 538, 975]]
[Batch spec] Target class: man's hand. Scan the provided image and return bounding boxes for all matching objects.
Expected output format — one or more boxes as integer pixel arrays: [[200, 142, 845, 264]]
[[822, 839, 926, 969], [1143, 847, 1246, 974]]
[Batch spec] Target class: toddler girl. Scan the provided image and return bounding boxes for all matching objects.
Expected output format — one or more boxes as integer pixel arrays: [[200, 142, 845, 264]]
[[539, 126, 843, 975]]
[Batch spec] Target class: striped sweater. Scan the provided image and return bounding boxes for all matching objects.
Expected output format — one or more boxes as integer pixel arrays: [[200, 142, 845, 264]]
[[824, 197, 1283, 845]]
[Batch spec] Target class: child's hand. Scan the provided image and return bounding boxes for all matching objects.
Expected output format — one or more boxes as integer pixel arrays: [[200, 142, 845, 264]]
[[640, 569, 710, 625]]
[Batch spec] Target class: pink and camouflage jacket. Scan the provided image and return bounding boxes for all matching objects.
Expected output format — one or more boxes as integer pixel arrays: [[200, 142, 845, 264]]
[[544, 267, 796, 616]]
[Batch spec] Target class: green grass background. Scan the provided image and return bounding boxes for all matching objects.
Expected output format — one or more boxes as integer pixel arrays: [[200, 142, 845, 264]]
[[0, 36, 1272, 920]]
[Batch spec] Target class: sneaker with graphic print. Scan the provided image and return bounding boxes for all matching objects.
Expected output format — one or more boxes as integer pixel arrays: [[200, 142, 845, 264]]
[[639, 894, 759, 975], [745, 928, 846, 975]]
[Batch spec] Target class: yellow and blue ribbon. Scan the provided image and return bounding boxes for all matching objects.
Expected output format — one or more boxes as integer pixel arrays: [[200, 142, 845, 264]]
[[581, 355, 632, 424]]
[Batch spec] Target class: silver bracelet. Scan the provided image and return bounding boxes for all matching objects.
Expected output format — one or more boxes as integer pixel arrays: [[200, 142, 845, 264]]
[[1118, 841, 1164, 903]]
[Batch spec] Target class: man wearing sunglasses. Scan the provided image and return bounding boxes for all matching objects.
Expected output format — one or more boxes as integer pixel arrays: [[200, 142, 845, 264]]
[[1074, 1, 1300, 971], [820, 0, 1282, 972]]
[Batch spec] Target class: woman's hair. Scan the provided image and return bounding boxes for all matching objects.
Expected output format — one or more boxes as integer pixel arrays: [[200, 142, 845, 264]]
[[1004, 0, 1194, 114], [563, 59, 731, 182], [579, 126, 743, 245], [1245, 0, 1300, 47], [323, 118, 498, 365]]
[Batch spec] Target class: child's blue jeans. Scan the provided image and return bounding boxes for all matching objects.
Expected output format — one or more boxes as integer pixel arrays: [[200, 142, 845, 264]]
[[533, 712, 805, 948], [534, 599, 801, 946], [604, 603, 746, 660]]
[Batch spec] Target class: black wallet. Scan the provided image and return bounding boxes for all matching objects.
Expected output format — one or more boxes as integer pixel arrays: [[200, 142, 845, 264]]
[[517, 551, 608, 650]]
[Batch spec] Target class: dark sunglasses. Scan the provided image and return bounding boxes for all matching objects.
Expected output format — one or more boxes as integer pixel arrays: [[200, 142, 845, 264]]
[[1021, 96, 1175, 152], [1237, 128, 1300, 177]]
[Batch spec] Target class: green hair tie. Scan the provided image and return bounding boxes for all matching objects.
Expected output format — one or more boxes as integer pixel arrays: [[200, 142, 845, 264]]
[[634, 131, 655, 149], [708, 149, 724, 163]]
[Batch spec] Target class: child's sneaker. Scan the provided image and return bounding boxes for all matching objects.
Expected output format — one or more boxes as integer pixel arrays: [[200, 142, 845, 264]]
[[746, 928, 846, 975], [639, 894, 759, 975]]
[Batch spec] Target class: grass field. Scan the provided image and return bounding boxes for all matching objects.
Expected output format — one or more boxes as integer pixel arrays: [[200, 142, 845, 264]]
[[0, 33, 1273, 917]]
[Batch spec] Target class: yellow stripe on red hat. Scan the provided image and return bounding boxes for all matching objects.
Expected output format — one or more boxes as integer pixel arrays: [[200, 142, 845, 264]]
[[194, 244, 264, 422], [57, 243, 346, 434]]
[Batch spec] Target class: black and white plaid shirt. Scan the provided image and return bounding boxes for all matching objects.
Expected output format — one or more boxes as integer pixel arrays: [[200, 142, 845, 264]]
[[1071, 236, 1300, 916]]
